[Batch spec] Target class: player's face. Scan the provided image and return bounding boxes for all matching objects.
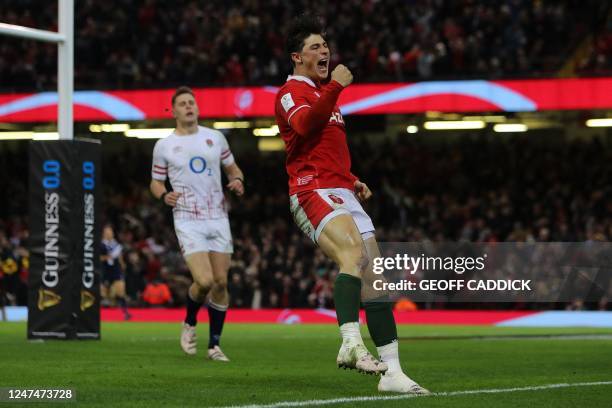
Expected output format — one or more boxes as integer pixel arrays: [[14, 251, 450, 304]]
[[172, 93, 199, 123], [102, 226, 114, 241], [293, 34, 329, 81]]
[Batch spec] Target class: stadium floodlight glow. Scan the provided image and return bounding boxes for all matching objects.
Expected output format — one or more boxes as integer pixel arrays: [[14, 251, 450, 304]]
[[213, 121, 251, 129], [586, 118, 612, 127], [463, 115, 507, 123], [423, 120, 486, 130], [493, 123, 528, 133], [33, 132, 60, 140], [257, 138, 285, 151], [0, 132, 36, 140], [89, 123, 130, 133], [253, 125, 279, 137], [0, 131, 60, 140], [124, 128, 174, 139], [406, 125, 419, 134]]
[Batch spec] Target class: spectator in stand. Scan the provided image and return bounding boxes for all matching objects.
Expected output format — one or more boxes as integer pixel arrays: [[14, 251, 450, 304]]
[[142, 279, 173, 306]]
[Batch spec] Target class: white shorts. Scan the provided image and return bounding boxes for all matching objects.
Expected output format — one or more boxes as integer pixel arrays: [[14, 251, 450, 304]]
[[290, 188, 375, 243], [174, 217, 233, 256]]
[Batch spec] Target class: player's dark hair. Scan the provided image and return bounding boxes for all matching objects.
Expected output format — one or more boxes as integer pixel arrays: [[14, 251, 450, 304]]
[[171, 86, 195, 106], [286, 14, 325, 65]]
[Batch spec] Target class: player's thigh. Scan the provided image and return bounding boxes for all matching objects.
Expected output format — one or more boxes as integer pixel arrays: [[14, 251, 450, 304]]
[[206, 218, 232, 286], [110, 279, 126, 297], [184, 251, 214, 288], [111, 279, 125, 297], [317, 213, 367, 276], [209, 252, 230, 287]]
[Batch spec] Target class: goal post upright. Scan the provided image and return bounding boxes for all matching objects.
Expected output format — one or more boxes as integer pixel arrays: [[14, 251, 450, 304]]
[[57, 0, 74, 140], [0, 0, 74, 140]]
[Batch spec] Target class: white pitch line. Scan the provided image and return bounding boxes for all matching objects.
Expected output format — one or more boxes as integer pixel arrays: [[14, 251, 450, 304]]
[[216, 380, 612, 408]]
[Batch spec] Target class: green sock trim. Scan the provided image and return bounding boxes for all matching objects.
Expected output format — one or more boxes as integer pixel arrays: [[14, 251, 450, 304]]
[[334, 273, 362, 326], [364, 298, 398, 347]]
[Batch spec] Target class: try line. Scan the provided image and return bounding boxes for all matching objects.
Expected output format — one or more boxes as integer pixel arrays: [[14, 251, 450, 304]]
[[217, 380, 612, 408]]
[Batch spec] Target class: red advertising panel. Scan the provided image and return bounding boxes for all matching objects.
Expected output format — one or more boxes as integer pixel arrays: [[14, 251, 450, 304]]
[[1, 78, 611, 122]]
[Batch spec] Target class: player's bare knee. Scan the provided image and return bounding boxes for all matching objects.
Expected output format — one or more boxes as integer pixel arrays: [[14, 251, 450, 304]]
[[212, 275, 228, 291], [193, 276, 214, 294]]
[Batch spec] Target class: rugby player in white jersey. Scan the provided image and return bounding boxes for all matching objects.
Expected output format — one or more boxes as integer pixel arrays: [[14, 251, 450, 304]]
[[150, 86, 244, 362]]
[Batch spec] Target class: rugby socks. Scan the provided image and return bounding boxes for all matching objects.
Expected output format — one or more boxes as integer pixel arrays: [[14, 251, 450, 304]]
[[365, 298, 402, 374], [334, 273, 364, 343], [334, 273, 362, 326], [207, 300, 227, 349], [185, 291, 202, 327], [364, 299, 398, 347], [117, 297, 130, 320], [339, 321, 362, 343], [377, 340, 402, 375]]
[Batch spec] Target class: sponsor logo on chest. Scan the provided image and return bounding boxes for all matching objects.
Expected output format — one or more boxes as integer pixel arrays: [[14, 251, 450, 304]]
[[329, 111, 344, 125], [297, 175, 314, 186]]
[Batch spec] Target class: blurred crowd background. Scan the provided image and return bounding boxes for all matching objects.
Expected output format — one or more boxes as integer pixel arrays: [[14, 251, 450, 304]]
[[1, 0, 612, 91], [2, 134, 611, 309]]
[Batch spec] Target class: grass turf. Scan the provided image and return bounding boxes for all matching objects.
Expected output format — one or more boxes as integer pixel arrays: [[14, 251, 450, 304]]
[[0, 322, 611, 407]]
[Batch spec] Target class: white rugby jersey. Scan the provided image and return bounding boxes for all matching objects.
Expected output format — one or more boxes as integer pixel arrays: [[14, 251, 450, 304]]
[[151, 126, 235, 220]]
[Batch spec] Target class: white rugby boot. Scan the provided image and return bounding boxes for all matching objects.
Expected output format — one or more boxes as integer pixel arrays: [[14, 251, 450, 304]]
[[337, 341, 388, 375], [180, 323, 197, 355], [378, 371, 431, 394], [207, 345, 230, 362]]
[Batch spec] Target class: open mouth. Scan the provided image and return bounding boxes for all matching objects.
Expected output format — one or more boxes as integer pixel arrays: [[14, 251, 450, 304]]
[[317, 58, 329, 74]]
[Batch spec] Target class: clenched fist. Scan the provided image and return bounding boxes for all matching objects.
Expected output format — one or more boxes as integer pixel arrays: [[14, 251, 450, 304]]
[[331, 64, 353, 87]]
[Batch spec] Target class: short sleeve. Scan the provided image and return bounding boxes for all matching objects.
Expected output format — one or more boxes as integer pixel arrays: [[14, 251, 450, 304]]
[[218, 131, 235, 166], [151, 140, 168, 181]]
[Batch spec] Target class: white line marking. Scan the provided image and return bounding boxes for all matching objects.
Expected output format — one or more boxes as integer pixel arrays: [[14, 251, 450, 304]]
[[216, 380, 612, 408]]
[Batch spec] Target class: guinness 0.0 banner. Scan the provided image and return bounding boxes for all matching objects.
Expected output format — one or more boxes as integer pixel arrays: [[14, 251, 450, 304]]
[[74, 140, 101, 339], [28, 140, 101, 340]]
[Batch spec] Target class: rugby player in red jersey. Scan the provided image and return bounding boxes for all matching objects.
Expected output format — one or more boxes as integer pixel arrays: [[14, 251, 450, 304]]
[[274, 14, 429, 394]]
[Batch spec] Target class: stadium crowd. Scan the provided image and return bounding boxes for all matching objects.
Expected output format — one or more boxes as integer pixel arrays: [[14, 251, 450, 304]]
[[1, 0, 610, 91], [578, 15, 612, 76], [1, 135, 611, 310]]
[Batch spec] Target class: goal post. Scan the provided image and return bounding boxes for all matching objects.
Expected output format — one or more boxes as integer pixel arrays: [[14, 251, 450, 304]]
[[0, 0, 73, 140]]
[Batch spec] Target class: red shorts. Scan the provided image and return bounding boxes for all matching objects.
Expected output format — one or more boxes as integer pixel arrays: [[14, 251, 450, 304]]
[[289, 188, 375, 242]]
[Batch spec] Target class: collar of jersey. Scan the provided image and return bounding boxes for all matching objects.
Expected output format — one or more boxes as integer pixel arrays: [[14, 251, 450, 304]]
[[286, 75, 317, 88]]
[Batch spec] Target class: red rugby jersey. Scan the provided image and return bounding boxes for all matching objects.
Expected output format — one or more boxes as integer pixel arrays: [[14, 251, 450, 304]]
[[274, 75, 358, 195]]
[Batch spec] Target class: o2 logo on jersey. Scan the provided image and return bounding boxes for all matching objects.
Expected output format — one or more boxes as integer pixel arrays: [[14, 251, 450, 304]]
[[189, 156, 212, 175]]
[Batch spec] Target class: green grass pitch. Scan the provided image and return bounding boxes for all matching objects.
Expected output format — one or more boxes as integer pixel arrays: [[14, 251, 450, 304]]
[[1, 322, 611, 407]]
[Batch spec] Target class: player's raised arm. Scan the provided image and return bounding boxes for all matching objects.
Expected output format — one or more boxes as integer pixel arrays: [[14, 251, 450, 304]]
[[289, 65, 352, 137]]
